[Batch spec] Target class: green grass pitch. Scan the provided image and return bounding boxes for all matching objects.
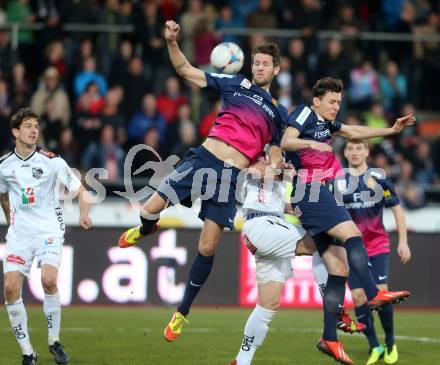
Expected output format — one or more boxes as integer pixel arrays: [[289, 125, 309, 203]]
[[1, 306, 439, 364]]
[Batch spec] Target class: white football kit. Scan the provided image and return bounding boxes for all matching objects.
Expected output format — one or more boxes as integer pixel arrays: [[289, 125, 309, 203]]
[[0, 147, 81, 276], [242, 179, 306, 285]]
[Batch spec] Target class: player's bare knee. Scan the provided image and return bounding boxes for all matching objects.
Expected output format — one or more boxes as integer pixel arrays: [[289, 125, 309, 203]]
[[260, 299, 280, 311], [41, 276, 58, 294], [198, 238, 218, 256], [4, 281, 21, 302]]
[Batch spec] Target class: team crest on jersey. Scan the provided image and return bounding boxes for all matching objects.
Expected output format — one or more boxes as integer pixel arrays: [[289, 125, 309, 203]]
[[240, 78, 252, 89], [367, 177, 376, 189], [32, 167, 43, 179]]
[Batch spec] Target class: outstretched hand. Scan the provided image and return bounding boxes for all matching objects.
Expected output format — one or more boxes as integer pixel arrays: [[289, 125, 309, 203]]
[[165, 20, 180, 43], [393, 114, 416, 134]]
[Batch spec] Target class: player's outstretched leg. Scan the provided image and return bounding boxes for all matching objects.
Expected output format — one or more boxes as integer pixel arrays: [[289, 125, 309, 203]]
[[118, 193, 165, 248], [22, 350, 38, 365], [368, 289, 410, 311]]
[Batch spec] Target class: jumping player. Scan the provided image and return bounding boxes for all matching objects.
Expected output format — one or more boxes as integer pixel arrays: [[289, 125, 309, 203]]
[[281, 77, 413, 364], [117, 20, 288, 342], [0, 108, 92, 365]]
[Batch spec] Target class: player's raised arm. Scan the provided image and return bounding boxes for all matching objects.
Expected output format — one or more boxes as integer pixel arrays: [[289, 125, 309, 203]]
[[165, 20, 207, 88], [336, 114, 416, 140], [0, 193, 10, 225], [281, 126, 333, 152]]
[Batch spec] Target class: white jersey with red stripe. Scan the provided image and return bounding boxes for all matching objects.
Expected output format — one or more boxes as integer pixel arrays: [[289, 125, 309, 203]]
[[0, 147, 81, 241], [242, 179, 286, 216]]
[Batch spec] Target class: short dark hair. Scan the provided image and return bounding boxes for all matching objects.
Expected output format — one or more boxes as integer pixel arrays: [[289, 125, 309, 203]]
[[251, 43, 281, 67], [312, 77, 344, 98], [345, 139, 369, 149], [10, 108, 40, 131]]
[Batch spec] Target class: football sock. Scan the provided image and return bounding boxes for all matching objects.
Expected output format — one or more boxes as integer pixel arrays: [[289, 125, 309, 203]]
[[322, 274, 346, 341], [6, 298, 33, 355], [344, 237, 378, 300], [355, 304, 380, 349], [235, 304, 277, 365], [312, 251, 328, 297], [177, 252, 214, 316], [44, 292, 61, 345], [139, 216, 159, 235], [378, 303, 394, 350]]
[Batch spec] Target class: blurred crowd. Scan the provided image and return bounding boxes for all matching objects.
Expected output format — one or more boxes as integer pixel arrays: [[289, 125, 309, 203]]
[[0, 0, 440, 209]]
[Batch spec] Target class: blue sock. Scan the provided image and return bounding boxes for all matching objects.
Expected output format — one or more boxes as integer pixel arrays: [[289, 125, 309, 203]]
[[344, 237, 378, 300], [177, 252, 214, 316], [355, 304, 380, 349], [322, 274, 346, 341], [378, 304, 394, 350]]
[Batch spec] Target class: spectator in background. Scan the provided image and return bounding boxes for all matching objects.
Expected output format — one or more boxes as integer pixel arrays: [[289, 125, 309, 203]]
[[130, 126, 163, 179], [215, 5, 242, 44], [286, 38, 310, 84], [82, 124, 125, 181], [10, 62, 32, 110], [55, 127, 77, 167], [379, 60, 407, 117], [121, 56, 151, 119], [157, 76, 188, 125], [199, 99, 221, 138], [412, 141, 438, 186], [0, 31, 14, 76], [74, 56, 108, 98], [179, 0, 204, 63], [127, 93, 166, 146], [0, 79, 14, 154], [316, 38, 351, 88], [77, 81, 105, 116], [44, 41, 67, 79], [246, 0, 278, 29], [275, 56, 293, 110], [348, 60, 380, 110], [31, 67, 71, 127], [172, 120, 198, 158], [194, 17, 219, 70], [101, 85, 126, 148], [110, 40, 133, 86], [362, 102, 389, 145], [395, 159, 426, 210]]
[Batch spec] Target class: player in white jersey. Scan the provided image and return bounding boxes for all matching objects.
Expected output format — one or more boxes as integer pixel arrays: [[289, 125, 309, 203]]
[[0, 108, 92, 365], [230, 157, 364, 365]]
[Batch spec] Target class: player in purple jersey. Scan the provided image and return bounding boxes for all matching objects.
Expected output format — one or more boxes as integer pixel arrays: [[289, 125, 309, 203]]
[[281, 77, 414, 365], [117, 20, 289, 342], [339, 139, 411, 364]]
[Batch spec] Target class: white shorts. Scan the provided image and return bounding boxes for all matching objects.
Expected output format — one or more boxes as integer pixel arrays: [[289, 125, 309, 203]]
[[242, 215, 307, 285], [2, 235, 64, 277]]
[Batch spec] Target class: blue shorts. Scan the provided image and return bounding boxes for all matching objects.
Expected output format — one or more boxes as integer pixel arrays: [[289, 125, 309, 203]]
[[156, 146, 240, 229], [291, 182, 352, 237], [348, 252, 390, 289]]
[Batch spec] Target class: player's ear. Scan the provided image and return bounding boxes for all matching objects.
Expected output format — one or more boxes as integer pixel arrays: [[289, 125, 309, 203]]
[[312, 96, 320, 107], [273, 65, 280, 76], [11, 128, 19, 139]]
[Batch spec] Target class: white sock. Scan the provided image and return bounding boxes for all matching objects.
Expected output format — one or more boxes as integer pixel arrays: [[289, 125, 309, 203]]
[[312, 251, 328, 298], [235, 304, 277, 365], [44, 292, 61, 345], [6, 298, 33, 355]]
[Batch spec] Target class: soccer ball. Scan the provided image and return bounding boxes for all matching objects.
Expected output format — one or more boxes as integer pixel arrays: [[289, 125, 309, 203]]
[[210, 42, 244, 75]]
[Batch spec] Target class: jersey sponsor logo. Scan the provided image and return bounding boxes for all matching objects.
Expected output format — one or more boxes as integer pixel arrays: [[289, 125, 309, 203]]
[[241, 335, 255, 351], [314, 129, 331, 140], [21, 187, 35, 204], [295, 106, 311, 125], [32, 167, 43, 179], [6, 254, 26, 265], [242, 234, 257, 255], [240, 78, 252, 89]]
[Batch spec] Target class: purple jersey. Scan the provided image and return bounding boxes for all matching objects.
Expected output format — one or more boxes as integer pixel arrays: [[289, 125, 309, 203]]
[[334, 169, 400, 256], [204, 72, 288, 160], [286, 104, 343, 183]]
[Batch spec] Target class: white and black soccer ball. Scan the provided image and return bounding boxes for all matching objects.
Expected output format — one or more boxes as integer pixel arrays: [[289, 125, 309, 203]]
[[210, 42, 244, 75]]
